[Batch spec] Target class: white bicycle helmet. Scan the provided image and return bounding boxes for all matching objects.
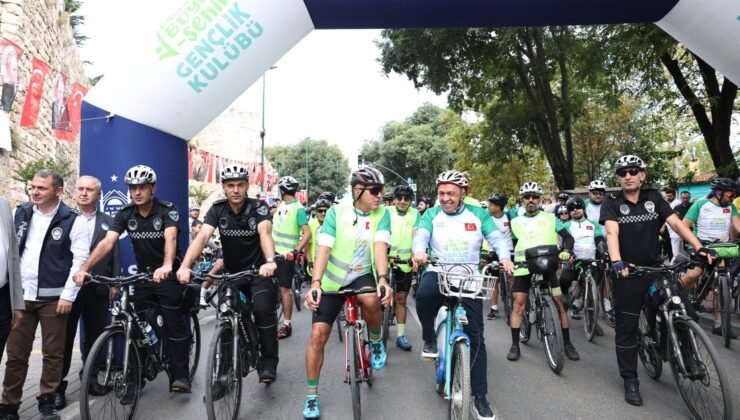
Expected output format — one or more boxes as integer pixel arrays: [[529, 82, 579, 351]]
[[614, 155, 646, 172], [588, 180, 607, 191], [124, 165, 157, 185], [519, 182, 543, 196], [436, 170, 469, 189], [277, 176, 299, 192], [221, 164, 249, 181]]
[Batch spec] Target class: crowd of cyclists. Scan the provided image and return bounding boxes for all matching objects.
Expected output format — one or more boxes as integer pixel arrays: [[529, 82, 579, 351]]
[[0, 152, 737, 419]]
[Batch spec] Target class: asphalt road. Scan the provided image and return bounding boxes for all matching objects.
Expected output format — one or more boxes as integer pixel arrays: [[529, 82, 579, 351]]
[[52, 296, 740, 420]]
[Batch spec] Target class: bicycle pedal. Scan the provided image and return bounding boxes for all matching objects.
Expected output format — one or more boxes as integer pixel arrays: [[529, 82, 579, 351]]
[[420, 355, 437, 361]]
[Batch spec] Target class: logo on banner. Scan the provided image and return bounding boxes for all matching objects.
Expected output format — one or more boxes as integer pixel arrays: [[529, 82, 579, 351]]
[[101, 189, 129, 217], [51, 227, 63, 241], [619, 205, 630, 215], [153, 218, 163, 231], [464, 223, 477, 231]]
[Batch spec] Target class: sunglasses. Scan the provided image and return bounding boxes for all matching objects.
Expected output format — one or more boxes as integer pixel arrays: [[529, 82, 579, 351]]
[[616, 168, 641, 178], [359, 186, 383, 196], [522, 194, 540, 200], [590, 191, 604, 196], [395, 196, 411, 202], [315, 209, 327, 214]]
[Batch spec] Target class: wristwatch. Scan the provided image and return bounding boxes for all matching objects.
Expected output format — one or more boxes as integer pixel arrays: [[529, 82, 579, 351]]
[[378, 274, 389, 281], [266, 256, 275, 263]]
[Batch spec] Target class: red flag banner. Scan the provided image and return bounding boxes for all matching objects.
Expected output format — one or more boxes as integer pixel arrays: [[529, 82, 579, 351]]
[[57, 82, 87, 141], [20, 58, 49, 128], [1, 38, 23, 112]]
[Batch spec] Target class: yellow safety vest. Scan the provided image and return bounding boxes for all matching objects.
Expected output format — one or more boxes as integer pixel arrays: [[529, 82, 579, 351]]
[[272, 200, 302, 255], [510, 211, 558, 276], [389, 206, 417, 273]]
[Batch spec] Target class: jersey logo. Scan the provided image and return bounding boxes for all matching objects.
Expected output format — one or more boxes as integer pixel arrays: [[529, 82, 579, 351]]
[[153, 217, 162, 231], [644, 201, 655, 214], [619, 205, 630, 215], [248, 217, 257, 230], [168, 210, 179, 222], [128, 219, 138, 231], [504, 222, 510, 227], [219, 218, 228, 229], [464, 223, 477, 231], [723, 208, 731, 214], [257, 205, 269, 216], [365, 221, 370, 230], [586, 225, 593, 231], [51, 227, 63, 241], [101, 222, 109, 231]]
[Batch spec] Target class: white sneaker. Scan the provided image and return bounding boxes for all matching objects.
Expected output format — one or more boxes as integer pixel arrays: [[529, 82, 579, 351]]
[[200, 288, 209, 307]]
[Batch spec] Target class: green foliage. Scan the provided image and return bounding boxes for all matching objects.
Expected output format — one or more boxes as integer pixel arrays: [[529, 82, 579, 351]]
[[89, 74, 104, 86], [360, 104, 456, 197], [13, 158, 73, 186], [64, 0, 87, 47], [188, 184, 210, 206], [266, 139, 350, 204]]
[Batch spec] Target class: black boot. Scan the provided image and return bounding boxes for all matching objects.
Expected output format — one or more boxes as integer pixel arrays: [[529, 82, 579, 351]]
[[623, 379, 643, 406], [37, 394, 61, 420], [0, 404, 20, 420], [54, 380, 68, 410]]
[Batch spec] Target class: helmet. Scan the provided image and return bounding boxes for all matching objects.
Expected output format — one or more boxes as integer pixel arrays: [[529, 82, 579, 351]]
[[382, 192, 394, 201], [614, 155, 646, 172], [519, 182, 543, 196], [124, 165, 157, 185], [588, 180, 607, 191], [277, 176, 299, 193], [709, 177, 738, 192], [418, 197, 432, 206], [350, 167, 384, 187], [393, 185, 413, 198], [558, 206, 569, 215], [436, 170, 469, 189], [487, 193, 508, 208], [314, 198, 332, 209], [189, 204, 200, 211], [318, 191, 336, 203], [557, 192, 569, 201], [566, 196, 585, 212], [221, 164, 249, 181]]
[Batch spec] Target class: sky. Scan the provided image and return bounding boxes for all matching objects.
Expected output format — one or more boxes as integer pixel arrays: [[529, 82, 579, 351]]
[[78, 4, 448, 168]]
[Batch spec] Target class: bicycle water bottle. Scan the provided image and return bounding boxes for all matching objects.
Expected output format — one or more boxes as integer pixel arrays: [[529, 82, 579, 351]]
[[139, 321, 158, 346]]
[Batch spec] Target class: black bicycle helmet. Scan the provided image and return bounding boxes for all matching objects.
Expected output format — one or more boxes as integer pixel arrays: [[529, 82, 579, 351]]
[[314, 198, 332, 209], [566, 196, 585, 212], [350, 167, 384, 187], [487, 193, 508, 208], [557, 192, 569, 201], [318, 191, 336, 203], [393, 185, 413, 198], [710, 177, 738, 192]]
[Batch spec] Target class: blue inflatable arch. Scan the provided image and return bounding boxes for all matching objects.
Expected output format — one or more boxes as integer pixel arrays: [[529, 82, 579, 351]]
[[81, 0, 740, 271]]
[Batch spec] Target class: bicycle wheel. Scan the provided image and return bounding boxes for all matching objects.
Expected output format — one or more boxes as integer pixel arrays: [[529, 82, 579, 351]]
[[80, 328, 141, 420], [347, 324, 361, 420], [381, 306, 393, 348], [205, 323, 242, 420], [292, 274, 303, 312], [447, 341, 471, 420], [520, 297, 532, 344], [583, 273, 599, 342], [669, 317, 733, 420], [718, 274, 732, 348], [601, 273, 616, 328], [541, 297, 564, 374], [275, 293, 284, 323], [188, 313, 201, 382], [500, 273, 513, 326], [637, 307, 662, 380]]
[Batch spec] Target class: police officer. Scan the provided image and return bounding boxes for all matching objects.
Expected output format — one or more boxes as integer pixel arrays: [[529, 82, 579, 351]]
[[177, 164, 279, 383], [601, 155, 711, 407], [74, 165, 192, 393]]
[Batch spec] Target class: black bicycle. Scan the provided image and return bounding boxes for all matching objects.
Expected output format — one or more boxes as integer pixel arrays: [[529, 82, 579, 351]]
[[634, 256, 733, 420], [481, 251, 513, 325], [80, 273, 201, 420], [195, 269, 276, 420], [380, 255, 410, 347]]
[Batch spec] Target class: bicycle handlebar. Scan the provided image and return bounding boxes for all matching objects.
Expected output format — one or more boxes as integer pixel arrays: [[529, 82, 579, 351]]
[[313, 287, 379, 298], [85, 272, 151, 286], [627, 257, 702, 276]]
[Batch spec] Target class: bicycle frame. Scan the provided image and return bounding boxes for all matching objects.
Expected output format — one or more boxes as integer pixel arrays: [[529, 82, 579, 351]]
[[343, 295, 370, 384], [436, 302, 469, 399]]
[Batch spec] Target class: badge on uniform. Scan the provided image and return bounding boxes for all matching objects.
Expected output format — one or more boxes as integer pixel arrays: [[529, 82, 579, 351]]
[[128, 219, 138, 231], [257, 206, 269, 216], [51, 227, 63, 241], [101, 222, 109, 231], [219, 218, 228, 229], [619, 205, 630, 215], [644, 201, 655, 214], [248, 217, 257, 229], [153, 218, 163, 231], [168, 210, 179, 222]]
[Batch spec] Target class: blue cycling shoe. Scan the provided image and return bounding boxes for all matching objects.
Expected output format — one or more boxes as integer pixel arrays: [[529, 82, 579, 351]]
[[396, 336, 412, 351], [370, 341, 387, 370], [303, 397, 320, 419]]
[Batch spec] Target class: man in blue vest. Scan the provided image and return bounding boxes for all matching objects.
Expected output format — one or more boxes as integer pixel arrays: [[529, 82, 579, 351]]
[[1, 169, 89, 420]]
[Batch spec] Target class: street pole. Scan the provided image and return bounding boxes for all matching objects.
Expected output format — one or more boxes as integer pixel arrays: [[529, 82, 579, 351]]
[[305, 142, 309, 204], [260, 66, 277, 195]]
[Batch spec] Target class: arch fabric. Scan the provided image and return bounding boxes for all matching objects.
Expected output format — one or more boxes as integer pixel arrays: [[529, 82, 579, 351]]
[[80, 0, 740, 271]]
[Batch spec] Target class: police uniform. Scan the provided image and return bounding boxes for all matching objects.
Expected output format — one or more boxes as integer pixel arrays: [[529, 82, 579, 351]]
[[203, 197, 278, 371], [110, 198, 190, 383], [600, 189, 673, 381]]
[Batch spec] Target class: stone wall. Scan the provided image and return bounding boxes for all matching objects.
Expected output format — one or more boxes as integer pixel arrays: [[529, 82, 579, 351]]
[[0, 0, 87, 205]]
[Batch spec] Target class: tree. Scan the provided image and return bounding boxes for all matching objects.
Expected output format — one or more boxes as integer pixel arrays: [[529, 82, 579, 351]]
[[188, 184, 210, 207], [377, 27, 615, 190], [13, 158, 73, 187], [360, 104, 456, 197], [64, 0, 88, 47], [598, 24, 739, 178], [266, 139, 350, 204]]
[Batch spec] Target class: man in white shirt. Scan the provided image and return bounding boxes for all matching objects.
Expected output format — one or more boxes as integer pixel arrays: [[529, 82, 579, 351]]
[[0, 170, 88, 420], [0, 196, 22, 366]]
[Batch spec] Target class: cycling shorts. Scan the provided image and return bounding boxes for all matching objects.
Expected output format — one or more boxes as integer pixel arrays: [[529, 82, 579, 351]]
[[312, 274, 376, 325], [512, 271, 561, 297], [392, 268, 413, 294]]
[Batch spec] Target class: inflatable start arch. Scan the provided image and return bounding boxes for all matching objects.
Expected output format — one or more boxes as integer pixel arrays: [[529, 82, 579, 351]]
[[80, 0, 740, 270]]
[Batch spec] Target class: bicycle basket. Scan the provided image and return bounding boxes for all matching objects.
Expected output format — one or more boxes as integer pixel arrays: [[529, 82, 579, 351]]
[[524, 245, 560, 274], [437, 270, 496, 300], [708, 243, 740, 259]]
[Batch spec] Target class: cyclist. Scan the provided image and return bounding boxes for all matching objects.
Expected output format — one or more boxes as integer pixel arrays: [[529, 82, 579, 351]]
[[317, 191, 336, 204], [273, 176, 311, 339], [417, 197, 432, 215], [600, 154, 712, 406], [74, 165, 192, 393], [303, 167, 393, 419], [557, 206, 570, 222], [585, 180, 607, 223], [383, 191, 394, 207], [552, 192, 569, 215], [388, 185, 419, 350], [306, 198, 332, 269], [176, 164, 280, 383], [678, 177, 740, 338], [412, 170, 514, 420], [506, 182, 579, 362], [484, 193, 513, 320], [558, 197, 606, 335]]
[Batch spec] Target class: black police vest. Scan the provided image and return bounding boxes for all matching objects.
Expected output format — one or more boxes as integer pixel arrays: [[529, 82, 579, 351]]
[[15, 201, 78, 301]]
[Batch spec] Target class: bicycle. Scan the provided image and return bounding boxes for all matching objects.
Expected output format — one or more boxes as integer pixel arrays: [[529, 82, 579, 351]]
[[481, 251, 513, 325], [600, 265, 617, 328], [380, 255, 410, 347], [313, 287, 381, 420], [569, 257, 608, 341], [290, 251, 308, 312], [423, 259, 496, 420], [517, 245, 565, 374], [80, 273, 201, 420], [634, 256, 733, 420], [195, 268, 277, 420]]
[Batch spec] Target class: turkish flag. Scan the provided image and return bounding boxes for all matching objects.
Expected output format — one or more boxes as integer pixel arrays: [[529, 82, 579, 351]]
[[586, 225, 593, 230], [464, 223, 477, 231], [55, 82, 87, 141], [20, 57, 49, 128], [723, 208, 731, 214]]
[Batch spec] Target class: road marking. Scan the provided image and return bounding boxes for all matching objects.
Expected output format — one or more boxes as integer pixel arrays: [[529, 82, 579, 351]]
[[408, 301, 422, 329]]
